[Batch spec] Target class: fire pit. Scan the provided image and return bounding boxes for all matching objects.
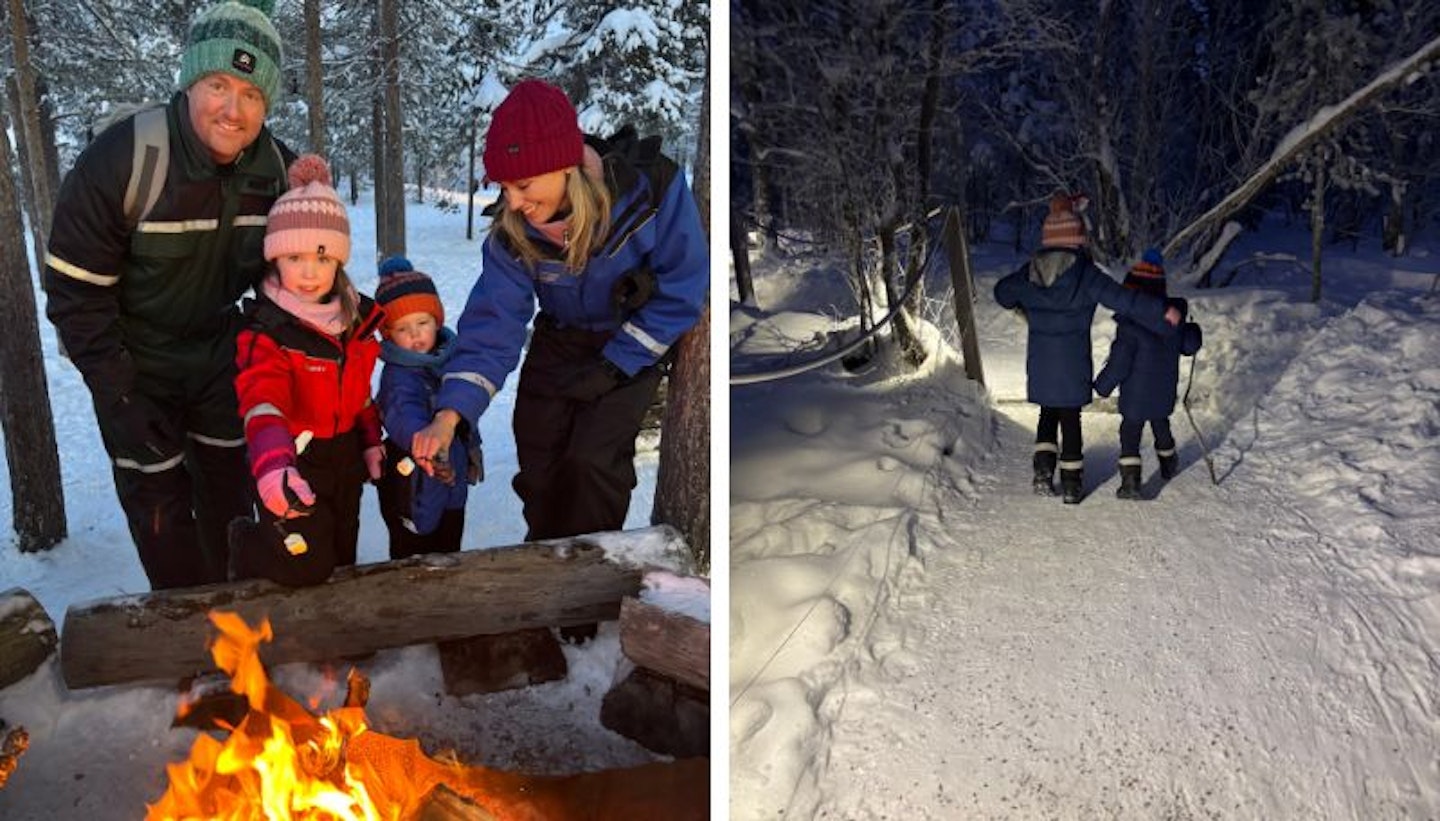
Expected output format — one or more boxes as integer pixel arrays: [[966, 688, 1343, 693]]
[[149, 611, 707, 820]]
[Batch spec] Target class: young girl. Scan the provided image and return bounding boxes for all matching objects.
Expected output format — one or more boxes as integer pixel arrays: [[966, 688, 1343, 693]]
[[228, 154, 385, 586], [994, 194, 1180, 504], [1094, 248, 1204, 499], [373, 255, 481, 559]]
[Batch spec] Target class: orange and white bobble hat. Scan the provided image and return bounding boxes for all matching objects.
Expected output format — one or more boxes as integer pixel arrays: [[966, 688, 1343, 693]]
[[264, 154, 351, 264]]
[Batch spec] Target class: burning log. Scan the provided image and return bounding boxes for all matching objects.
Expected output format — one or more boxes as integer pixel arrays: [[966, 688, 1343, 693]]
[[0, 588, 57, 690], [416, 784, 500, 820], [63, 527, 690, 689], [0, 722, 29, 790], [148, 610, 709, 820]]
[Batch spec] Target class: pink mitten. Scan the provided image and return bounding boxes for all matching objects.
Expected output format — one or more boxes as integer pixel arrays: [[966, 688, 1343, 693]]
[[363, 445, 385, 481], [257, 467, 316, 519]]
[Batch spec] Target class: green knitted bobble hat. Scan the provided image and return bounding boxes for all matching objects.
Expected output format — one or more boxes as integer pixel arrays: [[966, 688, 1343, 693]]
[[178, 0, 282, 108]]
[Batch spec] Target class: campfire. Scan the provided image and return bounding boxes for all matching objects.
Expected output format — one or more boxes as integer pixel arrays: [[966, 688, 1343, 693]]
[[146, 611, 707, 820]]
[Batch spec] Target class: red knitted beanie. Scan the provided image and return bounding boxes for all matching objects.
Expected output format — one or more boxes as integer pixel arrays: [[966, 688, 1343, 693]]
[[264, 154, 350, 263], [482, 79, 584, 184], [1041, 194, 1086, 249]]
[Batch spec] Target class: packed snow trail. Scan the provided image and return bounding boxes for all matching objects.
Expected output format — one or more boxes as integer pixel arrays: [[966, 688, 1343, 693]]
[[811, 405, 1437, 818], [731, 282, 1440, 819]]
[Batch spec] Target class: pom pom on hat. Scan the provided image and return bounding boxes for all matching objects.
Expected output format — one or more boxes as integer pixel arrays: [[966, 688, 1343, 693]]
[[375, 256, 444, 336], [1041, 193, 1087, 249], [178, 0, 283, 107], [482, 79, 584, 184], [1124, 247, 1167, 295], [264, 154, 350, 264]]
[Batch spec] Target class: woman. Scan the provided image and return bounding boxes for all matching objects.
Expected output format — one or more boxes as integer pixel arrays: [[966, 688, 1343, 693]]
[[411, 79, 707, 554]]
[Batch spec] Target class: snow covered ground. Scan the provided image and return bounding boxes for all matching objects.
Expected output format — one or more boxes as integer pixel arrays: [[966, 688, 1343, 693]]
[[730, 223, 1440, 818], [0, 189, 687, 819]]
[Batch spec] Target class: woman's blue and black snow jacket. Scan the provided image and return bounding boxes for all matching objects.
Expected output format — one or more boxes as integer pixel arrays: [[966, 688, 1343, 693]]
[[434, 134, 709, 424], [378, 327, 480, 533], [994, 248, 1174, 408], [1094, 298, 1203, 421]]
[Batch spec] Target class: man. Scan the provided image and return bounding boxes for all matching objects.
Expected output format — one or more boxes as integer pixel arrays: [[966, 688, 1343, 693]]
[[45, 0, 290, 589]]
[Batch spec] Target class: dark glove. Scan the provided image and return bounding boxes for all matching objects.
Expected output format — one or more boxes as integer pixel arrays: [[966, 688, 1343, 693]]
[[559, 357, 627, 402], [110, 393, 171, 457]]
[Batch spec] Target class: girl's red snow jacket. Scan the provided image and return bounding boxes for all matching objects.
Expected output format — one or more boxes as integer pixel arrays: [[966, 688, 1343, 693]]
[[234, 292, 385, 480]]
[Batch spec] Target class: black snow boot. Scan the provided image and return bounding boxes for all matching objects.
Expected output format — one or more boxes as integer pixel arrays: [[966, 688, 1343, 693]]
[[1158, 451, 1179, 480], [1032, 451, 1058, 496], [1116, 464, 1144, 500], [1060, 468, 1084, 505]]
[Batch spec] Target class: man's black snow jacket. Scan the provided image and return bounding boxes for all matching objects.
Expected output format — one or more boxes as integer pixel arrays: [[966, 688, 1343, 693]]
[[44, 90, 291, 403]]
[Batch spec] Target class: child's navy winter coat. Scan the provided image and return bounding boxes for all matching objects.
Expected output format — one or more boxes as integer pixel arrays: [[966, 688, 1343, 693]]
[[378, 327, 480, 534], [994, 248, 1174, 408], [1094, 298, 1203, 421]]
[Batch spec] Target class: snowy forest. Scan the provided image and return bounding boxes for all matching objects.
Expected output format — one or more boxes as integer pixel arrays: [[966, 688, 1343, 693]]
[[0, 0, 712, 561], [732, 0, 1440, 327], [730, 2, 1440, 818]]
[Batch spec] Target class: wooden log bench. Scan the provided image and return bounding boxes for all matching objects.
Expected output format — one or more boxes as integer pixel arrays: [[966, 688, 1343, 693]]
[[601, 572, 711, 757], [60, 525, 693, 690], [0, 588, 57, 690]]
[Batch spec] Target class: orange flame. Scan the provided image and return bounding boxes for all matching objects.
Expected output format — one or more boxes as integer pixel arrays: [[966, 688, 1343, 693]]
[[146, 612, 389, 820]]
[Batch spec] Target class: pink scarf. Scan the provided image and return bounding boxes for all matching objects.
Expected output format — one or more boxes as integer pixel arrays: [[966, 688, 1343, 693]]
[[262, 273, 350, 336]]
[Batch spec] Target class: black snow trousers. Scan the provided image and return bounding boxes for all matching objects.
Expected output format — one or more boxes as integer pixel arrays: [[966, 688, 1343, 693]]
[[96, 344, 252, 590], [229, 429, 366, 587], [1119, 416, 1175, 460], [1036, 406, 1084, 470], [511, 319, 663, 541], [377, 442, 466, 560]]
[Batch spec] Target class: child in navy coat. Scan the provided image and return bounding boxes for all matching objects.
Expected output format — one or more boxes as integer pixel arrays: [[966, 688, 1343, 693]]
[[1094, 249, 1203, 499], [374, 257, 482, 558], [994, 196, 1180, 504]]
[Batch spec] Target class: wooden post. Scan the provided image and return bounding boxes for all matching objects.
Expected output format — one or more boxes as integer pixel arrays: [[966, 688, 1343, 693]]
[[61, 526, 690, 689], [942, 206, 986, 385]]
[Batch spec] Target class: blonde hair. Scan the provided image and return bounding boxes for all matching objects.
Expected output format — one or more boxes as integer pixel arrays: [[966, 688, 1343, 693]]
[[494, 166, 612, 271]]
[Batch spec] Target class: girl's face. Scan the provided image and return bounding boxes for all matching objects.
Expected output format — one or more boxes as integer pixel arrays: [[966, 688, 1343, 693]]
[[276, 252, 339, 304], [500, 168, 570, 226], [388, 312, 438, 353]]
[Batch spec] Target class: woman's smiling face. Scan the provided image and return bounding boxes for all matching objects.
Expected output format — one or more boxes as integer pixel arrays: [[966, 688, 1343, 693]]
[[500, 168, 571, 225]]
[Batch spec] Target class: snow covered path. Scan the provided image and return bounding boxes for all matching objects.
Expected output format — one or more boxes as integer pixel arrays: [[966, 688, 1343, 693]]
[[730, 272, 1440, 819], [812, 405, 1438, 818]]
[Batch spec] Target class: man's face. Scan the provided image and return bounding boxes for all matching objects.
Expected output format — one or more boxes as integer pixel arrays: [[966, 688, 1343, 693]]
[[187, 72, 266, 164]]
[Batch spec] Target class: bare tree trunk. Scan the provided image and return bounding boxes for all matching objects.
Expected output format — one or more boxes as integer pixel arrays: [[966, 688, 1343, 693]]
[[303, 0, 326, 154], [379, 0, 406, 258], [1310, 156, 1324, 304], [370, 8, 388, 258], [466, 113, 478, 241], [731, 211, 754, 304], [653, 63, 711, 569], [6, 0, 54, 253], [0, 102, 66, 552]]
